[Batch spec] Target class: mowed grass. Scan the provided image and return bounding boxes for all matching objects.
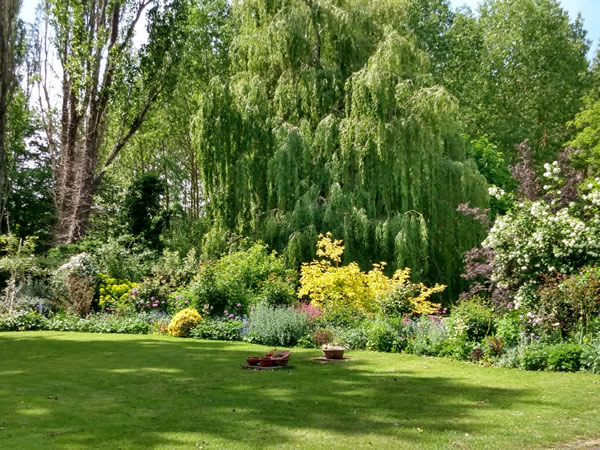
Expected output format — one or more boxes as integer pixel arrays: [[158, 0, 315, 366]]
[[1, 332, 599, 449]]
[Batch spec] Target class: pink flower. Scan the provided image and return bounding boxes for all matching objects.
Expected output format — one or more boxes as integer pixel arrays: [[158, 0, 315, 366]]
[[229, 314, 234, 319], [507, 304, 514, 310], [151, 296, 156, 301], [251, 306, 256, 311], [185, 300, 189, 304], [224, 310, 228, 314], [161, 301, 165, 304], [236, 303, 241, 307], [152, 303, 158, 307]]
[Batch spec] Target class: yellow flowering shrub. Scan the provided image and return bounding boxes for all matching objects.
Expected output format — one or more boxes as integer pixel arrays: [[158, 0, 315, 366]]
[[298, 233, 445, 319], [168, 308, 203, 337], [97, 274, 137, 312]]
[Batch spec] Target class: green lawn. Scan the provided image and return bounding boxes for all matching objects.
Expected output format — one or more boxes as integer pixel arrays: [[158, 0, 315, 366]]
[[1, 332, 599, 449]]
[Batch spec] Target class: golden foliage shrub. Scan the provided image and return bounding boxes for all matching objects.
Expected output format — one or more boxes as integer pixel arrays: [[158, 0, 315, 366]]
[[298, 233, 445, 318], [168, 308, 203, 337]]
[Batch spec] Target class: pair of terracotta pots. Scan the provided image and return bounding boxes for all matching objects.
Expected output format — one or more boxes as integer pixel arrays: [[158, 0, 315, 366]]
[[246, 350, 291, 367]]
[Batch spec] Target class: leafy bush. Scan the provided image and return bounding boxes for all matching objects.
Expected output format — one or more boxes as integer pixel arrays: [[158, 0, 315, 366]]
[[546, 344, 582, 372], [484, 337, 504, 358], [331, 324, 370, 350], [51, 253, 98, 315], [365, 317, 408, 353], [245, 304, 310, 346], [97, 274, 137, 313], [313, 329, 333, 346], [582, 341, 600, 374], [406, 316, 450, 356], [189, 242, 291, 315], [258, 274, 296, 307], [536, 266, 600, 336], [494, 311, 522, 348], [0, 311, 45, 331], [439, 335, 476, 360], [519, 344, 549, 371], [190, 318, 244, 341], [92, 237, 155, 281], [151, 249, 202, 292], [378, 284, 418, 317], [130, 279, 170, 313], [0, 311, 158, 334], [448, 298, 495, 342], [496, 347, 522, 369], [168, 308, 203, 337]]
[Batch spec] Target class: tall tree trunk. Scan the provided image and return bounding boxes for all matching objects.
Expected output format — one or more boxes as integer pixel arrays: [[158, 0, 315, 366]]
[[37, 0, 179, 244], [0, 0, 21, 233]]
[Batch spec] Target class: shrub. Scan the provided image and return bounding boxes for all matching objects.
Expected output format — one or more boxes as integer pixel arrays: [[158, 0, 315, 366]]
[[97, 274, 137, 313], [313, 329, 333, 346], [582, 341, 600, 374], [439, 335, 476, 360], [469, 347, 484, 362], [448, 298, 495, 342], [519, 344, 549, 371], [0, 311, 46, 331], [496, 347, 522, 368], [130, 279, 170, 313], [190, 318, 244, 341], [151, 249, 202, 291], [168, 308, 203, 337], [484, 183, 600, 309], [52, 253, 98, 315], [546, 344, 583, 372], [494, 311, 522, 348], [406, 316, 450, 356], [536, 266, 600, 336], [189, 242, 291, 315], [365, 317, 408, 353], [485, 337, 504, 358], [331, 324, 370, 350], [245, 304, 310, 346], [92, 236, 155, 281], [298, 233, 444, 323], [258, 274, 296, 307]]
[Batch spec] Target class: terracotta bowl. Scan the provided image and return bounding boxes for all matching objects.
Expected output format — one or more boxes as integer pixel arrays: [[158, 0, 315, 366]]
[[323, 349, 345, 359], [246, 356, 260, 366], [258, 357, 273, 367], [272, 358, 289, 366]]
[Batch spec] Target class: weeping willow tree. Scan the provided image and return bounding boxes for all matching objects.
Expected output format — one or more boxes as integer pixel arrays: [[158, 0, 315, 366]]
[[193, 0, 488, 298]]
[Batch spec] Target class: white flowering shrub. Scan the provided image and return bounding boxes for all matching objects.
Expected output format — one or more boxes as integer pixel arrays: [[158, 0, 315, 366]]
[[484, 181, 600, 309], [52, 253, 99, 315]]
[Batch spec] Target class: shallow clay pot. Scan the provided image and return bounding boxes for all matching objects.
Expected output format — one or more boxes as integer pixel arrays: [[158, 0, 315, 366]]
[[322, 348, 345, 359], [259, 357, 273, 367], [272, 358, 289, 367], [246, 356, 260, 366]]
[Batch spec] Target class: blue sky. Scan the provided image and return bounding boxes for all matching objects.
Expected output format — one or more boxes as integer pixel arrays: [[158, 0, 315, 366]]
[[20, 0, 599, 59]]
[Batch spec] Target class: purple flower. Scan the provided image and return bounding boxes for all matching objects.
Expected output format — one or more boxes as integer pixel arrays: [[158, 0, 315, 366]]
[[185, 300, 189, 304], [151, 296, 156, 301], [507, 303, 514, 310], [229, 313, 234, 319]]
